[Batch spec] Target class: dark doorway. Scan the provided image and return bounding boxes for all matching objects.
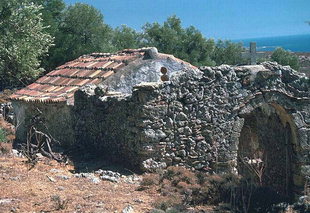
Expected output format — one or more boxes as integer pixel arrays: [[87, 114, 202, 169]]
[[238, 104, 295, 200]]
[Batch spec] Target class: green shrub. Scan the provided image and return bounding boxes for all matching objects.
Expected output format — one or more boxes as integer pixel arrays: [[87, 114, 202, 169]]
[[0, 128, 6, 142], [271, 48, 300, 70], [212, 40, 246, 65]]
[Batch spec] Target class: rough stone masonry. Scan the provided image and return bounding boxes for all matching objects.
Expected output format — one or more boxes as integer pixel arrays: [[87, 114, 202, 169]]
[[74, 61, 309, 197]]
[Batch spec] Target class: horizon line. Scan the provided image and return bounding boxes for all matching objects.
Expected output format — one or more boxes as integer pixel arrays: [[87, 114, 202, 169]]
[[232, 33, 310, 41]]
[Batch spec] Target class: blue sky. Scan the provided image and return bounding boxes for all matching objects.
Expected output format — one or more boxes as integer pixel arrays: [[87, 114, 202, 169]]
[[64, 0, 310, 40]]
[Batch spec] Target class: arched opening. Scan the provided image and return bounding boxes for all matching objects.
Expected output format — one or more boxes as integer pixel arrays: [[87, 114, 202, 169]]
[[238, 103, 298, 201]]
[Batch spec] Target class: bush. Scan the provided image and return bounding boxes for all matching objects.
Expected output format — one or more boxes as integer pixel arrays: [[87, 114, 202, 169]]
[[0, 128, 6, 142], [0, 117, 15, 143], [140, 166, 241, 210], [0, 127, 11, 154], [51, 195, 69, 211], [153, 196, 183, 211], [0, 144, 10, 154], [140, 173, 160, 187], [212, 40, 246, 65], [271, 48, 300, 70], [141, 166, 291, 212], [162, 166, 197, 186]]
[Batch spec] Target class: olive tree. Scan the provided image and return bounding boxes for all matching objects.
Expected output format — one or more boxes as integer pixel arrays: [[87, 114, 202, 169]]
[[46, 3, 113, 70], [0, 0, 53, 89]]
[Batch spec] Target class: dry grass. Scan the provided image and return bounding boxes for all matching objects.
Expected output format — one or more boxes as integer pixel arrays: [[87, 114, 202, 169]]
[[0, 153, 160, 212]]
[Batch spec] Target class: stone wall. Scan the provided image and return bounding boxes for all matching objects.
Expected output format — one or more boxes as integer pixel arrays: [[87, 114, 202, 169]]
[[12, 101, 75, 148], [74, 62, 310, 196], [0, 102, 14, 123]]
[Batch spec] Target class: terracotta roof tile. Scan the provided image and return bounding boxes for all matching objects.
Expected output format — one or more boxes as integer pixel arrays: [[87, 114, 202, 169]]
[[10, 49, 148, 103], [10, 47, 195, 104]]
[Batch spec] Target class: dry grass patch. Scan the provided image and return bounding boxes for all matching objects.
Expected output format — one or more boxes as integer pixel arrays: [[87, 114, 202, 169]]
[[0, 155, 160, 212]]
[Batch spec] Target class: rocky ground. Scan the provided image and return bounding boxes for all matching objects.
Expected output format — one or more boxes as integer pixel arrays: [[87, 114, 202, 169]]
[[0, 146, 160, 213], [0, 146, 219, 213]]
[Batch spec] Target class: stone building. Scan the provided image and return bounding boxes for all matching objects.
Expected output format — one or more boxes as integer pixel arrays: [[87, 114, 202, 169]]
[[10, 47, 194, 147], [10, 47, 310, 199], [75, 61, 309, 199]]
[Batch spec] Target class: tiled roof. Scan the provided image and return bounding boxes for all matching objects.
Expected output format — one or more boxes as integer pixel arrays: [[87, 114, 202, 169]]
[[10, 49, 147, 104], [10, 48, 195, 104]]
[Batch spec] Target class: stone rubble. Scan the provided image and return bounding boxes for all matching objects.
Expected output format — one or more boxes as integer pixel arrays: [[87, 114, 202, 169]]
[[74, 173, 101, 184], [142, 158, 167, 172], [121, 205, 134, 213], [0, 198, 18, 205], [96, 169, 121, 183], [73, 169, 142, 184]]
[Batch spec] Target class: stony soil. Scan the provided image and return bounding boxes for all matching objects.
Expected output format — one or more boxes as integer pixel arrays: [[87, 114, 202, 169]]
[[0, 147, 160, 213]]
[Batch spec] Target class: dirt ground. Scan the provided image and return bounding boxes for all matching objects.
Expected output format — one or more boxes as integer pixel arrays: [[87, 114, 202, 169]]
[[0, 148, 160, 213]]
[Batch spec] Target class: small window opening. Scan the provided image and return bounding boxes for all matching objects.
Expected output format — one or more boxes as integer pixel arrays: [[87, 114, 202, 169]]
[[160, 67, 169, 81], [160, 67, 168, 74]]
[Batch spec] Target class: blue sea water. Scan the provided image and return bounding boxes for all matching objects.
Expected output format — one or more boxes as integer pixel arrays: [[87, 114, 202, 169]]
[[233, 34, 310, 52]]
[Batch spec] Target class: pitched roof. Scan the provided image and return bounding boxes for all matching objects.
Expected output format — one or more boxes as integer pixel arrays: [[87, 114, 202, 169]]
[[10, 48, 146, 104], [10, 48, 195, 104]]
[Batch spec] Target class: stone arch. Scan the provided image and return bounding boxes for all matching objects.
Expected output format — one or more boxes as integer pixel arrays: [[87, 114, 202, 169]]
[[235, 97, 305, 200]]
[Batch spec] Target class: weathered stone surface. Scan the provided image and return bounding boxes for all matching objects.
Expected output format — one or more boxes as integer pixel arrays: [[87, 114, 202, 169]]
[[299, 128, 310, 150], [141, 158, 167, 172], [122, 205, 134, 213], [74, 62, 310, 196]]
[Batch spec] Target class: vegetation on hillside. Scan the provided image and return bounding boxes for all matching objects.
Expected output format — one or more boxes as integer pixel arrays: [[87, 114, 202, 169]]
[[271, 48, 300, 70]]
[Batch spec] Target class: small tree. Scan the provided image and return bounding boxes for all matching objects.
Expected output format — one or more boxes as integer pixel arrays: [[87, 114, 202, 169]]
[[31, 0, 66, 36], [142, 15, 216, 66], [47, 3, 113, 69], [111, 25, 142, 51], [212, 40, 245, 65], [271, 48, 300, 70], [31, 0, 66, 71], [0, 0, 54, 89]]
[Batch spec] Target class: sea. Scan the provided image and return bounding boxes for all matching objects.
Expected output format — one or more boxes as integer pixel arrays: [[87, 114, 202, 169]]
[[233, 34, 310, 52]]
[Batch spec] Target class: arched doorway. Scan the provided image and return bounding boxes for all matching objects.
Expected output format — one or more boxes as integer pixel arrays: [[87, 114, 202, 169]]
[[237, 103, 297, 200]]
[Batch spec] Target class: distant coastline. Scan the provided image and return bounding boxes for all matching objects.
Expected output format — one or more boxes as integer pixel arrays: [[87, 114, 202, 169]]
[[233, 34, 310, 52]]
